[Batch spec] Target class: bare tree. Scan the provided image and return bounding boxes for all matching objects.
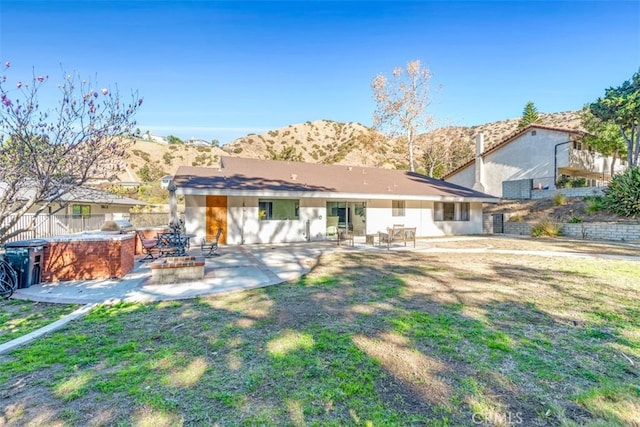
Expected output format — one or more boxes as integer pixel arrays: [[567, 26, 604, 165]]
[[372, 60, 435, 172], [0, 62, 142, 243], [421, 136, 473, 178]]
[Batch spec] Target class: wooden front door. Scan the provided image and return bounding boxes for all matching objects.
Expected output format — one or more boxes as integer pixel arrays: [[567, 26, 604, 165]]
[[206, 196, 228, 244]]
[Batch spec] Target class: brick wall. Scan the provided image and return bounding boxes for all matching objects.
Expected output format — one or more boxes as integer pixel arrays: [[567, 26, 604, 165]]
[[43, 234, 135, 282]]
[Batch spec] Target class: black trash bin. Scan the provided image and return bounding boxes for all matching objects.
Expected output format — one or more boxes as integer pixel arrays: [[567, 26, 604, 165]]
[[3, 239, 48, 288]]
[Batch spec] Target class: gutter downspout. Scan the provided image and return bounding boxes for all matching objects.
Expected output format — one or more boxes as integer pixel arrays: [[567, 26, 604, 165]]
[[554, 141, 570, 188]]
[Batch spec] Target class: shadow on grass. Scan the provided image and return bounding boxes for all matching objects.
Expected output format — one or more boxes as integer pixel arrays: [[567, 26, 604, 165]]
[[0, 250, 638, 426]]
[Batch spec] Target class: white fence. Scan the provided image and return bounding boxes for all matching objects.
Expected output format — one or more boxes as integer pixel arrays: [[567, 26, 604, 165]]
[[1, 214, 107, 243]]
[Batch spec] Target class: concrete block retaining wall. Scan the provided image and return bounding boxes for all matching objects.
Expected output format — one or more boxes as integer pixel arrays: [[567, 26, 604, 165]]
[[561, 222, 640, 241], [502, 221, 640, 242], [531, 187, 605, 200], [503, 222, 533, 236], [482, 213, 493, 234]]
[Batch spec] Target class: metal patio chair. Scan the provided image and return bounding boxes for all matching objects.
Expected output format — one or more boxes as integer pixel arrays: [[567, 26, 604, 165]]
[[201, 227, 223, 257]]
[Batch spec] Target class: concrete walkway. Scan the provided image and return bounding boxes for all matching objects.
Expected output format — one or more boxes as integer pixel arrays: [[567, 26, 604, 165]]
[[11, 242, 339, 304]]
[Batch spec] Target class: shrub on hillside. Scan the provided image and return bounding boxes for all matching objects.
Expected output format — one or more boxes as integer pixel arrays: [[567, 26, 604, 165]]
[[531, 218, 561, 237], [603, 167, 640, 217], [584, 195, 605, 214], [556, 176, 588, 188], [553, 192, 567, 206]]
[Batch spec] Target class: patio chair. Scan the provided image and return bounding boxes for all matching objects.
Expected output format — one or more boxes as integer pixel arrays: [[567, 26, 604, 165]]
[[201, 227, 223, 257], [326, 216, 339, 237], [157, 233, 181, 257], [137, 230, 159, 262]]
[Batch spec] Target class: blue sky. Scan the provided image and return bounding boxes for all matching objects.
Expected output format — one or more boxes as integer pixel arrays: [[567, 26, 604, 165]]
[[1, 1, 638, 144]]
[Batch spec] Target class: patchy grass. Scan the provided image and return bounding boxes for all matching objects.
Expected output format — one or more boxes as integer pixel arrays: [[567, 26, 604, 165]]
[[0, 299, 79, 345], [0, 245, 638, 426]]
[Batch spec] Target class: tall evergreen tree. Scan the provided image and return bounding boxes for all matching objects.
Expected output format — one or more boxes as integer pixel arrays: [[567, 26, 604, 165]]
[[518, 101, 541, 128], [590, 70, 640, 166]]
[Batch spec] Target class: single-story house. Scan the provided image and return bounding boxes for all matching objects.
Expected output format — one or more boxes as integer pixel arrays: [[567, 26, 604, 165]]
[[1, 184, 148, 242], [173, 156, 499, 245], [36, 186, 147, 217], [443, 124, 626, 199]]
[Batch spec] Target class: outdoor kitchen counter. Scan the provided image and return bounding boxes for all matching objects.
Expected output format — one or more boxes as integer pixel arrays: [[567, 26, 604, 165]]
[[42, 233, 135, 282]]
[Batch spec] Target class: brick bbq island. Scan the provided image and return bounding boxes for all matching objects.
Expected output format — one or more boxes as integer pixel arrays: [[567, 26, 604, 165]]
[[43, 233, 135, 282]]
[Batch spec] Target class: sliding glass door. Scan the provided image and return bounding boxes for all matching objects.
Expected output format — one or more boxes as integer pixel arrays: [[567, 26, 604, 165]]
[[326, 201, 366, 236]]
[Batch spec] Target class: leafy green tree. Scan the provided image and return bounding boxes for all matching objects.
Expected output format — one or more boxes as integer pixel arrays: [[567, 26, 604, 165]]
[[518, 101, 541, 128], [0, 62, 142, 243], [590, 70, 640, 166], [211, 139, 220, 147], [166, 135, 183, 144], [580, 106, 626, 176], [137, 163, 165, 183]]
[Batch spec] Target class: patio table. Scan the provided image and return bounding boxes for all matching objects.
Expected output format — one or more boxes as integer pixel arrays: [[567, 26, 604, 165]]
[[157, 233, 194, 256]]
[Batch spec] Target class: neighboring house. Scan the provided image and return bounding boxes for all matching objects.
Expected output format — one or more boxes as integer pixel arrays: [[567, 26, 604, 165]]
[[48, 186, 147, 217], [2, 185, 147, 241], [443, 125, 626, 199], [8, 184, 146, 217], [173, 156, 498, 245]]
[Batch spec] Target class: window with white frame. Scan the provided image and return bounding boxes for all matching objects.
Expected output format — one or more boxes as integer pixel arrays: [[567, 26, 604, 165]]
[[434, 202, 470, 221], [392, 200, 405, 217]]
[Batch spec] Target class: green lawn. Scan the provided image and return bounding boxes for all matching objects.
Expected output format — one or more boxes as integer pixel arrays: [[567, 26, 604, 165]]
[[0, 249, 638, 426], [0, 299, 79, 345]]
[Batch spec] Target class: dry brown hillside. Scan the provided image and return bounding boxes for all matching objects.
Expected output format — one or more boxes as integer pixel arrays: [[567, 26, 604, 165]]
[[116, 111, 584, 184], [221, 120, 402, 168], [115, 139, 227, 183], [416, 111, 583, 156]]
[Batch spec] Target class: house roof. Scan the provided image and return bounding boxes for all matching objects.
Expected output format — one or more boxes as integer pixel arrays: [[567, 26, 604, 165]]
[[174, 156, 499, 202], [58, 187, 148, 206], [442, 124, 585, 179], [2, 183, 147, 206]]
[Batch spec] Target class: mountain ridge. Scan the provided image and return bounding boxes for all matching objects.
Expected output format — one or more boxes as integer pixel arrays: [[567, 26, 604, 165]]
[[117, 110, 583, 184]]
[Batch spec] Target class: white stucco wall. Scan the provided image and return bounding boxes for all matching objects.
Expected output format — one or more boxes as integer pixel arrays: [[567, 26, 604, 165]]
[[445, 166, 476, 193], [184, 195, 206, 241], [183, 196, 485, 245], [446, 129, 572, 197], [227, 196, 326, 244]]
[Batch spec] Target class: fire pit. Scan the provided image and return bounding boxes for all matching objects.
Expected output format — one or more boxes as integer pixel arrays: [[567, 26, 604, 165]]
[[149, 256, 205, 284]]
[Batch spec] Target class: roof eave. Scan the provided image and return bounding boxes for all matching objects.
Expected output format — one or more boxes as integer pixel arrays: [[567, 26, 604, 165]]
[[177, 187, 498, 203]]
